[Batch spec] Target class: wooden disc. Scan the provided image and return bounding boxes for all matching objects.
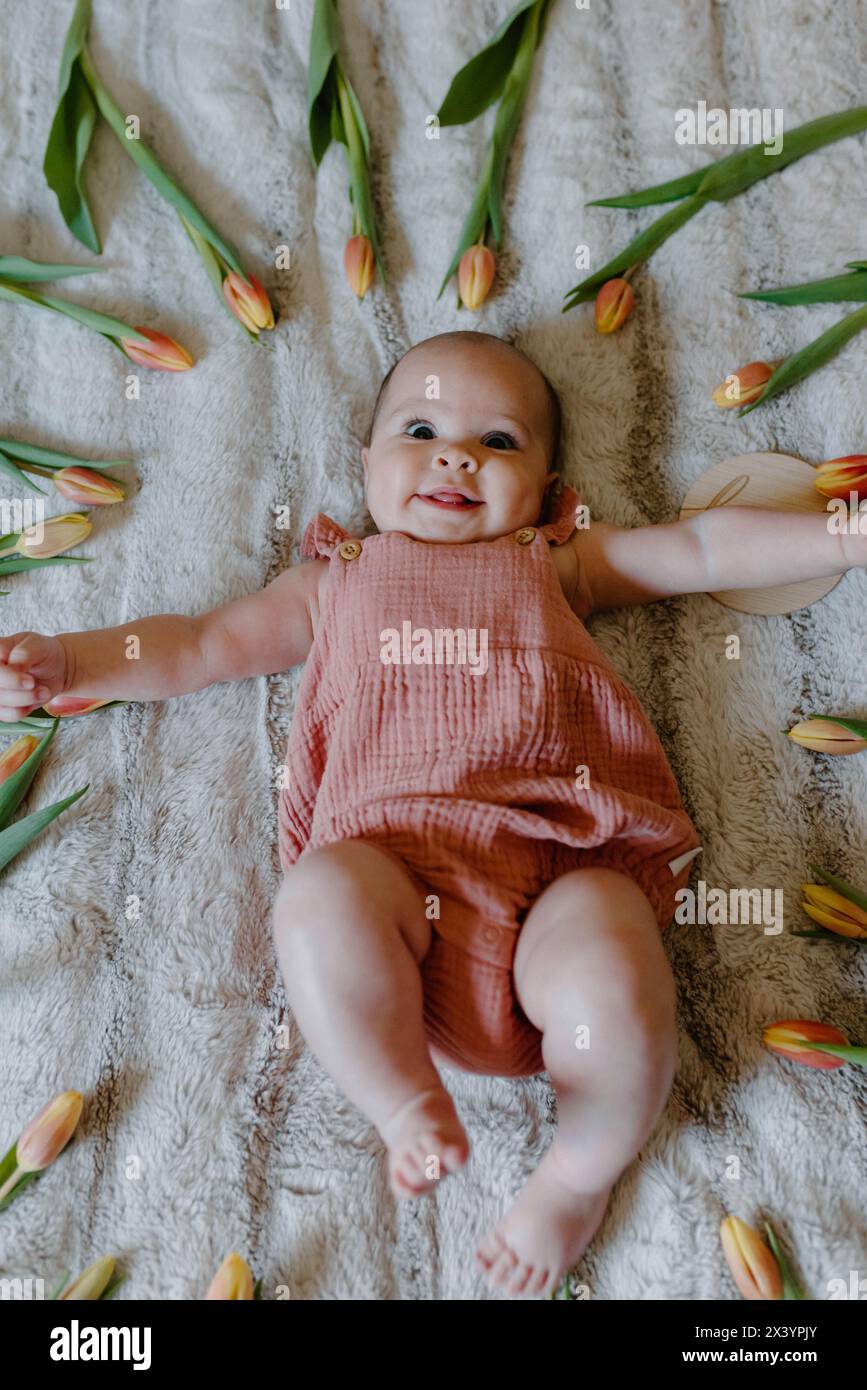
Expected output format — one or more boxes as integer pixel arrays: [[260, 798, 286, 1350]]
[[678, 452, 844, 615]]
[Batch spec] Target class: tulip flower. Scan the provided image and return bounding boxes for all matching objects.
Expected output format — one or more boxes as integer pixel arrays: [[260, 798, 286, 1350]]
[[0, 735, 39, 785], [205, 1252, 254, 1300], [458, 244, 496, 311], [0, 1090, 84, 1206], [42, 695, 114, 717], [594, 276, 635, 333], [54, 467, 124, 506], [786, 716, 867, 755], [720, 1216, 783, 1300], [120, 327, 193, 373], [436, 0, 552, 306], [58, 1256, 117, 1301], [308, 11, 387, 297], [801, 883, 867, 939], [814, 454, 867, 501], [763, 1020, 848, 1070], [10, 513, 92, 561], [343, 235, 375, 300], [711, 360, 776, 408], [222, 271, 275, 333]]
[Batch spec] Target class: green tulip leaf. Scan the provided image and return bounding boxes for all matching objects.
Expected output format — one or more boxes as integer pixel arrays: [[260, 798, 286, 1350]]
[[43, 0, 100, 254], [587, 169, 709, 209], [563, 194, 706, 309], [307, 0, 342, 167], [739, 305, 867, 414], [486, 3, 541, 246], [764, 1223, 807, 1301], [334, 69, 386, 284], [0, 277, 148, 342], [0, 556, 92, 575], [697, 106, 867, 203], [74, 49, 247, 282], [803, 1043, 867, 1065], [845, 260, 867, 270], [0, 718, 60, 832], [0, 782, 89, 873], [808, 864, 867, 914], [436, 152, 493, 300], [0, 439, 130, 471], [0, 451, 47, 495], [436, 0, 539, 127], [0, 256, 100, 283], [741, 271, 867, 305]]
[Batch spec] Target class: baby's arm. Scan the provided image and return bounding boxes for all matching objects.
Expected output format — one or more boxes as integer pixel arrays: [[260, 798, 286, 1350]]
[[0, 559, 325, 719], [570, 508, 865, 613]]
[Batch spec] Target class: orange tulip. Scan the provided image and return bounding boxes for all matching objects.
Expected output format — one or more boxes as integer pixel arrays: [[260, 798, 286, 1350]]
[[222, 271, 275, 333], [787, 717, 867, 755], [720, 1216, 783, 1300], [120, 327, 193, 372], [54, 468, 125, 507], [0, 734, 39, 784], [58, 1255, 116, 1301], [205, 1252, 254, 1300], [458, 244, 496, 310], [802, 883, 867, 939], [42, 695, 113, 717], [344, 235, 374, 299], [763, 1019, 848, 1071], [711, 360, 777, 408], [814, 455, 867, 502], [594, 277, 634, 333], [14, 513, 91, 559]]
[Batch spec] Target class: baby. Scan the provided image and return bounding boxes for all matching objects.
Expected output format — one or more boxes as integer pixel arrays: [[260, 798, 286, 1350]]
[[2, 330, 863, 1299]]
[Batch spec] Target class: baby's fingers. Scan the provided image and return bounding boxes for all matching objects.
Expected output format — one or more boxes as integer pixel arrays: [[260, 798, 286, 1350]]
[[0, 631, 51, 669]]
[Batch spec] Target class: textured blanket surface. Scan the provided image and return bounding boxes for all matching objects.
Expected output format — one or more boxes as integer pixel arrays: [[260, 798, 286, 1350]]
[[1, 0, 865, 1300]]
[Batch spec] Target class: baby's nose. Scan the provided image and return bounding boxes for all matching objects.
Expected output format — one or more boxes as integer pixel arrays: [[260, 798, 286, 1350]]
[[433, 450, 479, 473]]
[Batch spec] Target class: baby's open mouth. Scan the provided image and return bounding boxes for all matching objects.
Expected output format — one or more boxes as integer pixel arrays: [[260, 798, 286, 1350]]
[[416, 489, 483, 509]]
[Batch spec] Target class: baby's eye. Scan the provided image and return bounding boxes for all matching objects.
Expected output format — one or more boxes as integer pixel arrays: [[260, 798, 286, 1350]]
[[405, 420, 436, 440], [483, 432, 516, 450]]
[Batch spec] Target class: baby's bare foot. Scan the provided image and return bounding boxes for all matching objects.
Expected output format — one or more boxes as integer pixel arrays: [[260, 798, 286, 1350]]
[[474, 1140, 612, 1298], [379, 1086, 470, 1198]]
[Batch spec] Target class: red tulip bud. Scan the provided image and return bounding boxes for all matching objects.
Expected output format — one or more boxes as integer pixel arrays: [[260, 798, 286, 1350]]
[[813, 455, 867, 502], [54, 468, 125, 507], [594, 277, 634, 333], [222, 272, 275, 333], [763, 1019, 849, 1070], [120, 328, 193, 372]]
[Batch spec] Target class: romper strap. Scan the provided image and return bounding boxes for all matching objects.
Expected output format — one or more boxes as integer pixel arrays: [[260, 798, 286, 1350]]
[[539, 481, 583, 545], [300, 511, 356, 560]]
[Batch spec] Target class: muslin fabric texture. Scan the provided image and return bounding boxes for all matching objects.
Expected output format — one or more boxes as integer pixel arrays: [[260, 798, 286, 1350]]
[[279, 484, 702, 1075]]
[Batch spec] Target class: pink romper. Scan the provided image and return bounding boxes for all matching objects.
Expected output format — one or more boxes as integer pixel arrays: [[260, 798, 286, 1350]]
[[278, 483, 702, 1079]]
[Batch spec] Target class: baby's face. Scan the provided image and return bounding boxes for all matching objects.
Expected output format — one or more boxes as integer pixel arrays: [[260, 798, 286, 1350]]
[[362, 340, 558, 542]]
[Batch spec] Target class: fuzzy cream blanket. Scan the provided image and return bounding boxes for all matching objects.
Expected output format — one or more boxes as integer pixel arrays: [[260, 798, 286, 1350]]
[[1, 0, 865, 1300]]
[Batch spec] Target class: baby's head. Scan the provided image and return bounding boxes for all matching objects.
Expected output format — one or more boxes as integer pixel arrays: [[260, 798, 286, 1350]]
[[361, 331, 563, 542]]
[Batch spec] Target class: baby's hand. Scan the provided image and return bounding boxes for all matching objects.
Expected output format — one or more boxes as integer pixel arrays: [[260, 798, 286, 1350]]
[[0, 631, 67, 720]]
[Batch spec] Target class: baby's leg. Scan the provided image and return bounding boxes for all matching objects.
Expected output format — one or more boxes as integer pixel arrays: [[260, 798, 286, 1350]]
[[475, 867, 677, 1298], [273, 840, 469, 1197]]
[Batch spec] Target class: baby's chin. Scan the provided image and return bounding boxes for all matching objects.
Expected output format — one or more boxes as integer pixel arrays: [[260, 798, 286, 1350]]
[[371, 496, 532, 543]]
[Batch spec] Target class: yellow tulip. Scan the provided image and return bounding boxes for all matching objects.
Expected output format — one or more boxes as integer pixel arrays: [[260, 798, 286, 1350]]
[[594, 277, 635, 333], [120, 327, 193, 372], [720, 1216, 783, 1300], [343, 234, 374, 299], [802, 883, 867, 939], [59, 1256, 116, 1301], [222, 271, 275, 332], [0, 1090, 84, 1204], [54, 468, 125, 506], [787, 718, 867, 755], [0, 735, 39, 784], [204, 1252, 254, 1300], [13, 512, 91, 560]]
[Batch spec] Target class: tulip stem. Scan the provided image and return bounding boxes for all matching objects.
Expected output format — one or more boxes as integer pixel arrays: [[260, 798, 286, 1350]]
[[0, 1164, 23, 1204]]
